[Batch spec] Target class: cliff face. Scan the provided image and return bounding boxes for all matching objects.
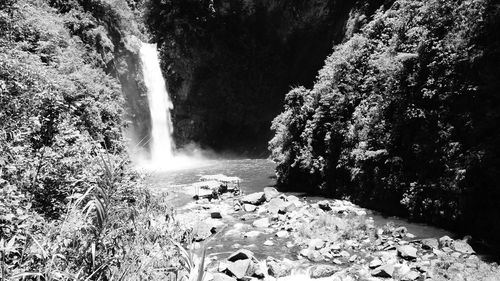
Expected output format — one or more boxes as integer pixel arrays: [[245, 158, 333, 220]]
[[146, 0, 387, 155]]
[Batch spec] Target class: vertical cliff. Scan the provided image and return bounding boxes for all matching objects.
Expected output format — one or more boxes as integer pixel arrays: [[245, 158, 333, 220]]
[[145, 0, 389, 155]]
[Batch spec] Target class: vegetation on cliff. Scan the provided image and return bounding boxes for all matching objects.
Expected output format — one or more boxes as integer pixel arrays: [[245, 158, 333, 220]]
[[270, 0, 500, 242], [0, 0, 189, 279]]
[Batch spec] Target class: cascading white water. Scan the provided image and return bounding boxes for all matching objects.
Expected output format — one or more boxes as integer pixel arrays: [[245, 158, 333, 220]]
[[140, 43, 175, 165]]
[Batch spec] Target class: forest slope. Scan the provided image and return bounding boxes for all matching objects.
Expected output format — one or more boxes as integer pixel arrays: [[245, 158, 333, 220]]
[[270, 0, 500, 244]]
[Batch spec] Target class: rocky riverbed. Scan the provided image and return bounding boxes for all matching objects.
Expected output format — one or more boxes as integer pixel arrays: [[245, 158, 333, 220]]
[[169, 175, 500, 281]]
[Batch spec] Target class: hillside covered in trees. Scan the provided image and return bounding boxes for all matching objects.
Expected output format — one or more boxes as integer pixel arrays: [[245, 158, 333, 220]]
[[0, 0, 188, 279], [270, 0, 500, 244]]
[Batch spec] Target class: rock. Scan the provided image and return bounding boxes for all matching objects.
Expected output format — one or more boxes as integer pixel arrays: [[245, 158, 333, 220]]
[[371, 263, 395, 278], [284, 202, 299, 212], [421, 238, 439, 250], [267, 198, 288, 214], [369, 258, 383, 269], [439, 235, 454, 247], [317, 200, 332, 211], [263, 187, 280, 201], [286, 195, 300, 203], [266, 257, 293, 277], [310, 265, 340, 279], [392, 226, 408, 238], [452, 240, 475, 254], [264, 240, 274, 246], [394, 263, 411, 277], [406, 233, 416, 239], [227, 249, 256, 262], [243, 204, 257, 212], [300, 248, 312, 258], [332, 258, 343, 265], [192, 221, 216, 241], [211, 212, 222, 219], [276, 230, 289, 238], [241, 192, 265, 205], [308, 238, 325, 250], [212, 273, 237, 281], [286, 241, 294, 248], [397, 245, 418, 260], [226, 259, 251, 279], [244, 231, 261, 238], [252, 218, 270, 228], [401, 271, 420, 281]]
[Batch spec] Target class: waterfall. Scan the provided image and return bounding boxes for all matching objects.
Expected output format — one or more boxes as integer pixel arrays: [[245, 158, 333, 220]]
[[140, 43, 175, 164]]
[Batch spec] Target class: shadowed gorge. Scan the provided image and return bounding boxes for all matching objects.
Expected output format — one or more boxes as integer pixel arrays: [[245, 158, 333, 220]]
[[145, 0, 388, 155]]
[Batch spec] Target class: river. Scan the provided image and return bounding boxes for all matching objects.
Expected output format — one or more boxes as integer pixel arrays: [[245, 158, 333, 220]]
[[145, 158, 455, 261]]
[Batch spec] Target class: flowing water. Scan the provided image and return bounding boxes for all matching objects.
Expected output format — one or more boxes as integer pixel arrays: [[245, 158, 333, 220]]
[[138, 42, 454, 262], [146, 158, 454, 261]]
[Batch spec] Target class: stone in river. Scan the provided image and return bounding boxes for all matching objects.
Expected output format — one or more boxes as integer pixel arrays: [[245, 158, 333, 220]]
[[452, 240, 475, 254], [241, 192, 265, 205], [263, 187, 280, 201], [308, 238, 325, 250], [212, 273, 237, 281], [309, 265, 340, 278], [317, 200, 332, 211], [243, 204, 257, 212], [211, 212, 222, 219], [401, 271, 421, 281], [264, 240, 274, 246], [252, 218, 270, 228], [276, 230, 289, 238], [421, 238, 439, 250], [369, 258, 383, 269], [439, 235, 453, 247], [371, 263, 395, 278], [227, 249, 256, 262], [226, 259, 251, 279], [244, 231, 261, 238], [267, 197, 288, 214], [397, 245, 418, 260], [266, 257, 292, 278]]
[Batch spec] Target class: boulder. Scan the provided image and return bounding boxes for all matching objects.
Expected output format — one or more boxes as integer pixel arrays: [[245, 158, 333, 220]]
[[228, 249, 256, 262], [397, 245, 418, 260], [252, 218, 270, 228], [392, 226, 408, 238], [421, 238, 439, 250], [276, 230, 289, 238], [401, 271, 420, 281], [310, 265, 340, 279], [369, 258, 383, 269], [452, 240, 475, 254], [308, 238, 325, 250], [226, 259, 252, 279], [266, 257, 293, 277], [371, 263, 395, 278], [264, 240, 274, 246], [439, 235, 453, 247], [212, 273, 237, 281], [243, 204, 257, 212], [267, 198, 288, 214], [241, 192, 265, 205], [263, 187, 280, 201], [211, 212, 222, 219], [317, 200, 332, 211], [244, 231, 261, 238]]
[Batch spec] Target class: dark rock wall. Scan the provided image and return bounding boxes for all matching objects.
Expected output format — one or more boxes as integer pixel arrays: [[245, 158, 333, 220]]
[[146, 0, 388, 156]]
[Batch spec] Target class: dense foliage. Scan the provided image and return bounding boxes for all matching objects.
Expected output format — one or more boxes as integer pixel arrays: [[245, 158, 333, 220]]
[[0, 0, 189, 279], [270, 0, 500, 241]]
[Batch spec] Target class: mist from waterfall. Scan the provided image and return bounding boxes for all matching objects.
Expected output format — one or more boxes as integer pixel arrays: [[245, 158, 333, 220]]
[[138, 43, 207, 171]]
